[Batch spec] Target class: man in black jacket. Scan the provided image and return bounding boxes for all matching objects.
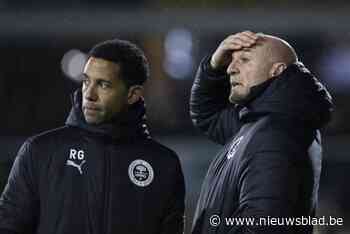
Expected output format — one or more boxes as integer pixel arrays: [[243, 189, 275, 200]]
[[0, 39, 185, 234], [190, 31, 333, 234]]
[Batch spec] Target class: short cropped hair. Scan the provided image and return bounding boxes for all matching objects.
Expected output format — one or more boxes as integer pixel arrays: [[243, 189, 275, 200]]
[[88, 39, 150, 87]]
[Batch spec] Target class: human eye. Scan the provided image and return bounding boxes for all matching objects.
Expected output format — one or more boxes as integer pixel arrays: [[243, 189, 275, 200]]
[[100, 81, 111, 89], [241, 57, 249, 63]]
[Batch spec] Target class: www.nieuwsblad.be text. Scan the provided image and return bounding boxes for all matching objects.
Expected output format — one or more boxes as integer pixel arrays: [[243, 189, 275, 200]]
[[209, 215, 343, 227]]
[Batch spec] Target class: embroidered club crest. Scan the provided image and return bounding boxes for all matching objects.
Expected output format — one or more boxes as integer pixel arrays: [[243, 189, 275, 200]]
[[128, 159, 154, 187]]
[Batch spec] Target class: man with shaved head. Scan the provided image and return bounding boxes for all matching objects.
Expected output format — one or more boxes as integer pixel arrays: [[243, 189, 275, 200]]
[[190, 31, 333, 233]]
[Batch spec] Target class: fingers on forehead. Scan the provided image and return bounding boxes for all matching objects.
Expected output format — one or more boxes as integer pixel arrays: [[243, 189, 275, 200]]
[[222, 41, 243, 50], [241, 31, 259, 40], [225, 32, 257, 42]]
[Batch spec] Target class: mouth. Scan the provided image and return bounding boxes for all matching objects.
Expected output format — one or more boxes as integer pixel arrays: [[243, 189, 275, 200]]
[[230, 81, 241, 87], [230, 76, 241, 87], [83, 105, 101, 113]]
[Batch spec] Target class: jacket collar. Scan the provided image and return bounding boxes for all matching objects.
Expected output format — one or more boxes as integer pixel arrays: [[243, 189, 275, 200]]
[[237, 62, 333, 129]]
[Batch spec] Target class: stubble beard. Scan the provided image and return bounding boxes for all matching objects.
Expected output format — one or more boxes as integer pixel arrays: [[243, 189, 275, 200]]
[[228, 85, 251, 105]]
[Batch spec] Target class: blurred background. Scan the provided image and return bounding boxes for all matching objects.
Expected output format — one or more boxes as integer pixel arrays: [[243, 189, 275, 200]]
[[0, 0, 349, 233]]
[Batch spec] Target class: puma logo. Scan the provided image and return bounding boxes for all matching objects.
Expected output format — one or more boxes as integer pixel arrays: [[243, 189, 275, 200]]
[[66, 160, 86, 175]]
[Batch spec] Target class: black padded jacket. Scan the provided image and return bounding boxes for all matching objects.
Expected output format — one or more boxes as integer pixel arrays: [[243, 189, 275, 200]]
[[190, 57, 333, 234], [0, 90, 185, 234]]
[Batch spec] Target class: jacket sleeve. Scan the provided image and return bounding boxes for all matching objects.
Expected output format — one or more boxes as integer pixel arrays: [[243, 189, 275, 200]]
[[190, 56, 241, 145], [160, 156, 186, 234], [226, 133, 308, 234], [0, 140, 39, 234]]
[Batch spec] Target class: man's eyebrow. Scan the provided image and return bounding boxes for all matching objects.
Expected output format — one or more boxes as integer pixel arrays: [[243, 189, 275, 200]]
[[94, 77, 113, 85], [96, 78, 113, 84], [81, 74, 112, 83]]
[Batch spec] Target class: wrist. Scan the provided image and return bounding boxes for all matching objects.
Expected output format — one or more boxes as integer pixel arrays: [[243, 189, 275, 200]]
[[204, 56, 227, 76]]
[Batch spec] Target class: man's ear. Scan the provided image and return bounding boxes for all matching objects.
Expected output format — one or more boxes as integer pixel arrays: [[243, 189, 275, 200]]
[[269, 62, 287, 78], [127, 85, 143, 105]]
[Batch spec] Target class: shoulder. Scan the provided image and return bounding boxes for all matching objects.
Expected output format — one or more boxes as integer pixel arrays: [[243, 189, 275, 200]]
[[13, 126, 78, 171], [24, 126, 80, 150], [141, 138, 180, 162], [136, 139, 183, 174], [247, 116, 312, 157]]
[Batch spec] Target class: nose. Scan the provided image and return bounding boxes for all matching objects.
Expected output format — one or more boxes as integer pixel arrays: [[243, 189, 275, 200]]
[[83, 82, 98, 102], [226, 59, 239, 75]]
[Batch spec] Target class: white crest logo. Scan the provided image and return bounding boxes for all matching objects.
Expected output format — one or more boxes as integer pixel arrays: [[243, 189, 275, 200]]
[[128, 159, 154, 187], [227, 136, 244, 160], [66, 149, 86, 175]]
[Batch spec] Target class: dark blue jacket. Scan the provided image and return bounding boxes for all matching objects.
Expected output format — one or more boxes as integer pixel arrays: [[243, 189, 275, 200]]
[[190, 56, 333, 234]]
